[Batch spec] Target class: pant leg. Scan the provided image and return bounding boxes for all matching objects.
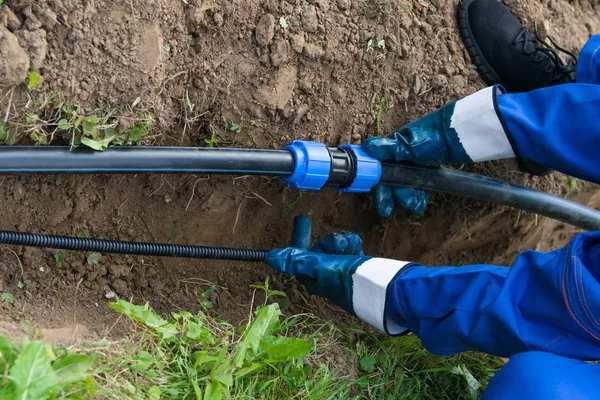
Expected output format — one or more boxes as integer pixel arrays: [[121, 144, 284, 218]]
[[387, 231, 600, 359], [495, 83, 600, 183], [576, 34, 600, 84], [491, 35, 600, 182], [482, 352, 600, 400]]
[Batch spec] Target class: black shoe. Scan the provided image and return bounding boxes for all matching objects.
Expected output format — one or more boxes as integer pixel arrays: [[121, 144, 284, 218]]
[[458, 0, 576, 176], [458, 0, 576, 93]]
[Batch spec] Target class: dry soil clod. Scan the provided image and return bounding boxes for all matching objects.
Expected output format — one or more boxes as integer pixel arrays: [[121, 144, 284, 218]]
[[0, 26, 29, 85]]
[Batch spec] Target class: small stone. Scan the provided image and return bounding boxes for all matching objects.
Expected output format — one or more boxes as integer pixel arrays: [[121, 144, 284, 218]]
[[449, 74, 466, 87], [290, 34, 304, 53], [330, 83, 345, 103], [255, 13, 276, 46], [67, 27, 84, 43], [299, 76, 313, 94], [281, 106, 294, 119], [337, 0, 351, 10], [431, 74, 448, 89], [302, 5, 318, 33], [293, 104, 309, 124], [412, 74, 422, 94], [1, 6, 22, 31], [213, 12, 223, 27]]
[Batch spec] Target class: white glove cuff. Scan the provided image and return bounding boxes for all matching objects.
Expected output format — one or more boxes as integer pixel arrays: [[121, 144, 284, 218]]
[[352, 258, 411, 336], [450, 85, 515, 162]]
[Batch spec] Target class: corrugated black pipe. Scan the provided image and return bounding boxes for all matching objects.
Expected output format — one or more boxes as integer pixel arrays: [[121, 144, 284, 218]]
[[0, 231, 267, 262]]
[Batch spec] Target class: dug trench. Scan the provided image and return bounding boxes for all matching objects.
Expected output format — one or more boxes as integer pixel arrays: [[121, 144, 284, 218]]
[[0, 0, 598, 340]]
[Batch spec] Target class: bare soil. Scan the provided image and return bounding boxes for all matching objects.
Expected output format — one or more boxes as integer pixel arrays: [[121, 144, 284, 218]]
[[0, 0, 599, 339]]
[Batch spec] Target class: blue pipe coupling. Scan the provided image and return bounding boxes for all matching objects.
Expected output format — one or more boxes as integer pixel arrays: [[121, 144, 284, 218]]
[[282, 141, 381, 193]]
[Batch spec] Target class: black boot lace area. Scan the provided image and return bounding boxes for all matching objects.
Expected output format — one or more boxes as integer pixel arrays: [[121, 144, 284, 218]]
[[514, 22, 577, 83]]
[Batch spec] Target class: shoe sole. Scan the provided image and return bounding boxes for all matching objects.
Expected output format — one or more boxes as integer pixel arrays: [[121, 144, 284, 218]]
[[457, 0, 505, 87], [457, 0, 554, 177]]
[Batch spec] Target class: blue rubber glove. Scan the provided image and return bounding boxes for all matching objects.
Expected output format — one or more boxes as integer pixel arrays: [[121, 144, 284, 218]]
[[267, 227, 410, 335], [363, 86, 515, 217], [267, 231, 368, 312], [363, 102, 469, 217]]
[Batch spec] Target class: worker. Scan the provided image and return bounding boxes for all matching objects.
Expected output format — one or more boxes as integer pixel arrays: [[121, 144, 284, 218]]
[[267, 0, 600, 398]]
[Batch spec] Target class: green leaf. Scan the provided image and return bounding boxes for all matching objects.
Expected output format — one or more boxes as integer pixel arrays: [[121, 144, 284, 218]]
[[148, 385, 161, 400], [0, 119, 8, 141], [171, 311, 193, 321], [233, 362, 264, 379], [81, 135, 116, 151], [124, 125, 149, 143], [76, 229, 90, 238], [204, 380, 224, 400], [201, 300, 213, 310], [86, 252, 101, 265], [108, 299, 178, 340], [279, 17, 288, 29], [57, 119, 71, 130], [25, 114, 39, 124], [132, 351, 153, 373], [210, 361, 233, 387], [17, 280, 25, 289], [233, 303, 281, 367], [192, 351, 217, 371], [186, 321, 214, 343], [230, 122, 243, 134], [167, 222, 176, 244], [53, 252, 63, 265], [6, 340, 58, 400], [452, 364, 482, 398], [0, 335, 17, 371], [260, 336, 312, 362], [2, 292, 15, 305], [52, 354, 95, 387], [26, 69, 40, 89], [201, 285, 217, 298], [360, 355, 377, 373]]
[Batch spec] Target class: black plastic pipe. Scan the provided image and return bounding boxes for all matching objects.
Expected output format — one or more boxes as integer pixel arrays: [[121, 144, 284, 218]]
[[0, 146, 294, 175], [0, 230, 267, 262], [0, 146, 598, 231], [380, 163, 600, 231]]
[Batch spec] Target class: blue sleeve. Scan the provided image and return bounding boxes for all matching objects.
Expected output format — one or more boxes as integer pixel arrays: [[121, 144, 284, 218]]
[[496, 83, 600, 183], [387, 231, 600, 359]]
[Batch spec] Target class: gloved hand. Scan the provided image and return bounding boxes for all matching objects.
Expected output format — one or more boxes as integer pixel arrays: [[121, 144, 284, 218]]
[[363, 86, 514, 217], [267, 231, 367, 312], [363, 101, 471, 217], [266, 217, 410, 335]]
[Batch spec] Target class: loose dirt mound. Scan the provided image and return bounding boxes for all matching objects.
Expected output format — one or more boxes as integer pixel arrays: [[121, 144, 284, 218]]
[[0, 0, 598, 336]]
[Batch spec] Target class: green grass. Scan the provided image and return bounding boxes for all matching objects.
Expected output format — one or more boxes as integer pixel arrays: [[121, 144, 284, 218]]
[[0, 282, 501, 399], [1, 85, 153, 150], [565, 177, 579, 199]]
